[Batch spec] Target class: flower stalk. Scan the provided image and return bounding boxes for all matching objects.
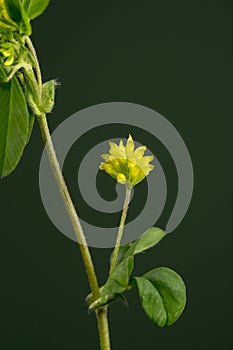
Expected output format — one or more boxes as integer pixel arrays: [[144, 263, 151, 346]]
[[110, 183, 132, 274]]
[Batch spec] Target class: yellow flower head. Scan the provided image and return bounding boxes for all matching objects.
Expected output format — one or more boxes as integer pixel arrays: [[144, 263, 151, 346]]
[[100, 135, 154, 187]]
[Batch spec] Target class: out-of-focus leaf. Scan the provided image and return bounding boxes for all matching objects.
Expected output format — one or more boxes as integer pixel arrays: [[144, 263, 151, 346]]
[[0, 57, 8, 82], [4, 0, 31, 34], [4, 0, 22, 24], [0, 75, 29, 177], [22, 0, 50, 20]]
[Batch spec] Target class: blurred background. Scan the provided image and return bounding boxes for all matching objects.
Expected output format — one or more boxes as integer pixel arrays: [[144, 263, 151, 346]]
[[0, 0, 231, 349]]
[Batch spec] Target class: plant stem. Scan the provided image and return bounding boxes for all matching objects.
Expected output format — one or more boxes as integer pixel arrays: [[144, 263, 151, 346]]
[[37, 113, 100, 299], [26, 37, 111, 349], [25, 36, 42, 97], [96, 307, 111, 350], [110, 183, 132, 274]]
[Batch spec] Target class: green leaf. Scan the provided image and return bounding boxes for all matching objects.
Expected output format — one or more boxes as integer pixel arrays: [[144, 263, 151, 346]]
[[0, 65, 7, 82], [134, 277, 167, 327], [134, 267, 186, 327], [103, 256, 134, 295], [88, 291, 118, 311], [109, 243, 132, 266], [4, 0, 22, 24], [89, 256, 134, 310], [143, 267, 186, 326], [19, 11, 31, 35], [0, 76, 30, 177], [91, 228, 167, 311], [0, 57, 8, 82], [22, 0, 50, 20], [41, 79, 56, 113], [124, 227, 167, 260], [110, 227, 167, 267], [4, 0, 31, 34]]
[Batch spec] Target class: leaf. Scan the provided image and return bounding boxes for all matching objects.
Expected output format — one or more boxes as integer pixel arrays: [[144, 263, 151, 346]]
[[89, 256, 134, 310], [133, 267, 186, 327], [41, 79, 56, 113], [134, 277, 167, 327], [110, 227, 167, 267], [0, 57, 8, 83], [91, 228, 167, 311], [88, 292, 118, 311], [143, 267, 186, 326], [109, 243, 132, 266], [19, 11, 31, 35], [4, 0, 22, 24], [0, 65, 7, 82], [22, 0, 50, 20], [103, 256, 134, 295], [4, 0, 31, 34], [124, 227, 167, 260], [0, 76, 30, 177]]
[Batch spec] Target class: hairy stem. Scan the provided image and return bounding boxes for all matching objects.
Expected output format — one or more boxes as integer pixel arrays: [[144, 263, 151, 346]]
[[37, 113, 100, 298], [110, 184, 132, 274], [96, 307, 111, 350], [26, 37, 111, 349], [25, 36, 42, 98]]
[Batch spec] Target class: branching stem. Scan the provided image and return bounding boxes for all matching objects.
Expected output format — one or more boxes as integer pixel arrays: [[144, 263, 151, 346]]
[[26, 36, 111, 350]]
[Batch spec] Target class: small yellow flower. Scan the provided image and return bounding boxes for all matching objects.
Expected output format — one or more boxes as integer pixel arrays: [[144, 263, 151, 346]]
[[100, 135, 154, 186]]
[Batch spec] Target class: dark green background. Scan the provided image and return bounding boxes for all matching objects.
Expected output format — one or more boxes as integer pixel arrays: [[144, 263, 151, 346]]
[[0, 0, 231, 349]]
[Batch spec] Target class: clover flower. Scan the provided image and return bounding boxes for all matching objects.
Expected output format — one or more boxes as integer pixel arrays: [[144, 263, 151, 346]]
[[100, 135, 154, 187]]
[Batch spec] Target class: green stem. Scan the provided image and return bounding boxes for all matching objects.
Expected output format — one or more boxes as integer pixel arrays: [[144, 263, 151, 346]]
[[37, 113, 100, 299], [26, 37, 111, 349], [25, 36, 42, 98], [110, 183, 132, 274], [96, 307, 111, 350], [6, 62, 30, 82]]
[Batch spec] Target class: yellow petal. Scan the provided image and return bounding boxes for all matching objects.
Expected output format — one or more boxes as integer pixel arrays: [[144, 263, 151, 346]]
[[119, 139, 125, 152], [143, 164, 155, 176], [101, 154, 111, 161], [117, 173, 127, 184], [137, 155, 154, 168], [109, 141, 125, 158], [133, 145, 147, 160], [125, 135, 134, 158]]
